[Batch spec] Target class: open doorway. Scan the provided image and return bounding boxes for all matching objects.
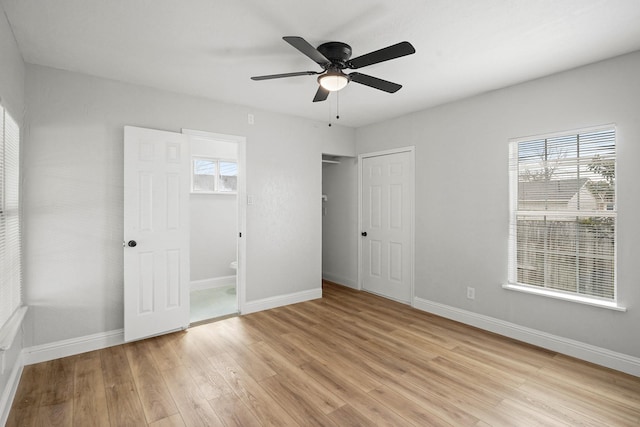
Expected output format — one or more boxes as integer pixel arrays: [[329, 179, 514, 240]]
[[321, 154, 359, 289], [183, 129, 244, 324]]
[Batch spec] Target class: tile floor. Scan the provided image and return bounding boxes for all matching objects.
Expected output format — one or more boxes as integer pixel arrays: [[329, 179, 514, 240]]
[[189, 284, 238, 323]]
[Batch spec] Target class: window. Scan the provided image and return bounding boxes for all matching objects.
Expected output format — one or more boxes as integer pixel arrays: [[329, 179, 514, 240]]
[[507, 127, 617, 306], [0, 104, 21, 330], [192, 157, 237, 194]]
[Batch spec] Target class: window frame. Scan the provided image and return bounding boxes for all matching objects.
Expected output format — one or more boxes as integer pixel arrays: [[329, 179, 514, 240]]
[[191, 156, 238, 195], [505, 125, 625, 311]]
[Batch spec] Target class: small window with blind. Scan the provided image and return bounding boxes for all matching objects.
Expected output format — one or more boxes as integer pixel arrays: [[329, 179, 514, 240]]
[[191, 157, 237, 194], [0, 103, 22, 331], [507, 126, 621, 310]]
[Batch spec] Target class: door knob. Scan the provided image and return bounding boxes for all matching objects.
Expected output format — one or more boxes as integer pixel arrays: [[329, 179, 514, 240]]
[[361, 232, 367, 237], [127, 240, 137, 247]]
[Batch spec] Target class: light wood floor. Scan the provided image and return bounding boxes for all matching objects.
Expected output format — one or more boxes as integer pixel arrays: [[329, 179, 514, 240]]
[[7, 281, 640, 426]]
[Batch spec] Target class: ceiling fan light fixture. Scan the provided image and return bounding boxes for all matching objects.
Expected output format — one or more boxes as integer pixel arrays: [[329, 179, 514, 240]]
[[318, 72, 349, 92]]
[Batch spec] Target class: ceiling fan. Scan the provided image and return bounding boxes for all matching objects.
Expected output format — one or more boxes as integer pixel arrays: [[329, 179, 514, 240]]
[[251, 36, 416, 102]]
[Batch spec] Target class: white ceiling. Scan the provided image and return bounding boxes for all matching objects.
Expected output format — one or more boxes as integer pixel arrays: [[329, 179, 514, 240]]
[[3, 0, 640, 127]]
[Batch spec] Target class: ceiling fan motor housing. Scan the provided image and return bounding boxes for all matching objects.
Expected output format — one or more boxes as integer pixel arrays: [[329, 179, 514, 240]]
[[317, 42, 352, 67]]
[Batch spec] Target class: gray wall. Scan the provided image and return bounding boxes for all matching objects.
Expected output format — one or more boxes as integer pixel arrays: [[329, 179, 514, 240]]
[[0, 5, 25, 418], [0, 7, 24, 120], [22, 64, 354, 347], [356, 51, 640, 359]]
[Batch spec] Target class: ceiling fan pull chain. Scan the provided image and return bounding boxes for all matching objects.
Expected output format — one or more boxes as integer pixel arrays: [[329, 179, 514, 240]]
[[336, 91, 340, 120]]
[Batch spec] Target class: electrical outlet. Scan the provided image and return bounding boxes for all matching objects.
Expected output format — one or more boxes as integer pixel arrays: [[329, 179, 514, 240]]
[[248, 113, 254, 125], [467, 287, 475, 300]]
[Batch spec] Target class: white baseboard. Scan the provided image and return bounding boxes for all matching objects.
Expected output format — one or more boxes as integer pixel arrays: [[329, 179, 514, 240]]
[[322, 272, 358, 289], [413, 296, 640, 377], [22, 329, 125, 366], [191, 275, 236, 292], [241, 288, 322, 315], [0, 352, 23, 427]]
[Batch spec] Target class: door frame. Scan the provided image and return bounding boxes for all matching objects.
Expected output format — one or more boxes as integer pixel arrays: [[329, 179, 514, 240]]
[[357, 146, 415, 306], [182, 129, 247, 315]]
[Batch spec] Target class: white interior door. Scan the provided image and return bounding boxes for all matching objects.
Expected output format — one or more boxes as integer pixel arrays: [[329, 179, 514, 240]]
[[124, 126, 190, 342], [361, 149, 413, 303]]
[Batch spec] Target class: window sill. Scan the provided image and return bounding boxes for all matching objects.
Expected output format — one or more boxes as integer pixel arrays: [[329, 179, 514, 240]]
[[503, 283, 626, 312], [0, 306, 28, 351]]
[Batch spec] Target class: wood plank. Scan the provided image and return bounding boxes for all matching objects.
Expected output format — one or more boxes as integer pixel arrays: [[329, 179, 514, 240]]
[[280, 332, 383, 392], [147, 333, 183, 372], [73, 351, 110, 427], [149, 413, 186, 427], [515, 379, 639, 426], [35, 401, 73, 427], [40, 356, 76, 406], [125, 339, 178, 423], [161, 363, 224, 427], [101, 345, 147, 426], [165, 331, 233, 401], [258, 375, 339, 427], [327, 404, 376, 426], [299, 359, 414, 426], [7, 281, 640, 426], [6, 363, 47, 427], [208, 352, 298, 427], [208, 393, 262, 427], [199, 322, 276, 382], [368, 386, 454, 427]]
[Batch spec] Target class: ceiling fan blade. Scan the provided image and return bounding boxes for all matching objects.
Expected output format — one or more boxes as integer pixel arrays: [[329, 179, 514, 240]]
[[349, 72, 402, 93], [283, 36, 331, 67], [313, 86, 330, 102], [251, 71, 320, 81], [347, 41, 415, 69]]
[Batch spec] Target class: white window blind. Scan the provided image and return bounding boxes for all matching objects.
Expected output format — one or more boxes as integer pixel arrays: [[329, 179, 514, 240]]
[[508, 127, 616, 302], [0, 104, 21, 330], [191, 157, 237, 194]]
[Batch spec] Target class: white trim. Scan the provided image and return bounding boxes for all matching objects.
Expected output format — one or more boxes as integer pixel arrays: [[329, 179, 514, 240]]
[[413, 296, 640, 377], [508, 126, 618, 305], [190, 276, 236, 291], [182, 129, 245, 144], [0, 351, 23, 427], [22, 329, 124, 366], [503, 283, 626, 311], [241, 288, 322, 315], [322, 272, 357, 289], [359, 146, 415, 158], [357, 146, 415, 305], [509, 123, 616, 144]]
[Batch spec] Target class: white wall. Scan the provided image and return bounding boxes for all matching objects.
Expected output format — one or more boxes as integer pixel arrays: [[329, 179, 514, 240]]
[[0, 4, 25, 421], [22, 64, 354, 347], [356, 51, 640, 360], [189, 138, 238, 283], [0, 7, 24, 120], [322, 158, 358, 288]]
